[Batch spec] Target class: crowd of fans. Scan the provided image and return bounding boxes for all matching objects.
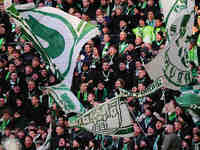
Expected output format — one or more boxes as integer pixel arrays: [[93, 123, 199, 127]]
[[0, 0, 199, 149]]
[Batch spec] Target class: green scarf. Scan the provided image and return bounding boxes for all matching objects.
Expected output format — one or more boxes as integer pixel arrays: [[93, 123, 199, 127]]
[[77, 91, 88, 101]]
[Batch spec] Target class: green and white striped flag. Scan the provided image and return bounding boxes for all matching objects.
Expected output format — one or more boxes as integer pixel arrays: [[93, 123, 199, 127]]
[[69, 96, 134, 137], [145, 0, 194, 90], [5, 2, 98, 114]]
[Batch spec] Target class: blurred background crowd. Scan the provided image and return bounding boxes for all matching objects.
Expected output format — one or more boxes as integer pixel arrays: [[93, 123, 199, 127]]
[[0, 0, 200, 149]]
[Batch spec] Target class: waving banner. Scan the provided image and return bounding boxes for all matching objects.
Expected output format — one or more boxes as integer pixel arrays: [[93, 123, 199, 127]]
[[69, 96, 134, 137], [145, 0, 194, 90], [5, 3, 97, 114]]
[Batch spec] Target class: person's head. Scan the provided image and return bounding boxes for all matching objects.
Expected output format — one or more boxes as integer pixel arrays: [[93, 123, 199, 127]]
[[58, 116, 64, 126], [108, 45, 117, 55], [138, 83, 145, 91], [14, 58, 23, 66], [156, 32, 163, 41], [165, 124, 174, 134], [56, 126, 64, 136], [0, 97, 5, 107], [17, 129, 25, 139], [82, 0, 90, 8], [155, 18, 162, 27], [16, 98, 23, 107], [120, 20, 127, 28], [155, 120, 164, 130], [147, 11, 154, 20], [138, 69, 146, 78], [88, 93, 95, 103], [174, 121, 182, 132], [147, 126, 155, 135], [28, 80, 36, 91], [58, 138, 66, 147], [102, 61, 110, 71], [115, 7, 123, 16], [119, 62, 126, 71], [147, 0, 154, 6], [135, 36, 143, 45], [80, 83, 88, 92], [119, 31, 127, 41], [25, 65, 33, 75], [96, 8, 103, 17], [103, 34, 111, 43], [193, 127, 200, 135], [115, 79, 125, 89], [8, 63, 16, 73], [24, 136, 33, 148], [23, 43, 32, 53], [97, 82, 105, 90], [7, 45, 14, 54], [31, 95, 39, 106], [144, 107, 152, 117], [139, 18, 145, 27], [32, 57, 40, 68], [29, 130, 37, 139], [10, 72, 18, 81], [85, 44, 92, 54], [72, 139, 80, 148], [193, 133, 200, 143]]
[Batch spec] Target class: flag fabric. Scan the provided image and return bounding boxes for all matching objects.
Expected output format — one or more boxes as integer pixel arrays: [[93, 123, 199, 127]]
[[5, 3, 98, 114], [145, 0, 194, 90], [119, 77, 164, 98], [69, 96, 134, 137], [46, 82, 85, 114]]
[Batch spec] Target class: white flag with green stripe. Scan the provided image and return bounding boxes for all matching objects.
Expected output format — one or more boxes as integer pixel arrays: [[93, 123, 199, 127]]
[[145, 0, 194, 90], [5, 3, 98, 114]]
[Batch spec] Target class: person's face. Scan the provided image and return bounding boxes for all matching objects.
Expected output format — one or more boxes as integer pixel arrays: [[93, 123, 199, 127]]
[[138, 84, 145, 91], [0, 98, 5, 106], [135, 37, 142, 45], [13, 86, 21, 93], [155, 19, 162, 27], [80, 83, 87, 91], [120, 32, 127, 41], [16, 99, 22, 106], [139, 19, 145, 26], [156, 121, 163, 130], [104, 34, 110, 42], [82, 0, 90, 7], [174, 122, 181, 131], [147, 127, 154, 135], [115, 80, 121, 88], [17, 131, 25, 139], [31, 96, 39, 105], [85, 44, 91, 54], [24, 136, 33, 148], [59, 138, 66, 147], [148, 11, 154, 20], [88, 94, 95, 103], [102, 62, 109, 70], [58, 117, 64, 126], [193, 134, 200, 142], [11, 73, 18, 81], [73, 140, 80, 148], [56, 126, 64, 135], [28, 81, 35, 90], [138, 70, 146, 78], [24, 44, 31, 53], [145, 109, 151, 116], [96, 9, 103, 16], [29, 131, 36, 138], [119, 62, 126, 71], [156, 33, 162, 41], [32, 59, 40, 68], [193, 127, 199, 135], [115, 8, 122, 16], [97, 82, 104, 90], [25, 66, 33, 75], [9, 64, 16, 73]]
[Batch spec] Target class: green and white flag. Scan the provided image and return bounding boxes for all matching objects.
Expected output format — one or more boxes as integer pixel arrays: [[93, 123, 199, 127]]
[[5, 3, 98, 114], [69, 96, 134, 137], [145, 0, 194, 90], [46, 82, 85, 114]]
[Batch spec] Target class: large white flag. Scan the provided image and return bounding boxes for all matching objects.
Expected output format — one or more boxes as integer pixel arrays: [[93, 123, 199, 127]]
[[5, 3, 98, 114], [145, 0, 194, 90], [69, 96, 134, 137]]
